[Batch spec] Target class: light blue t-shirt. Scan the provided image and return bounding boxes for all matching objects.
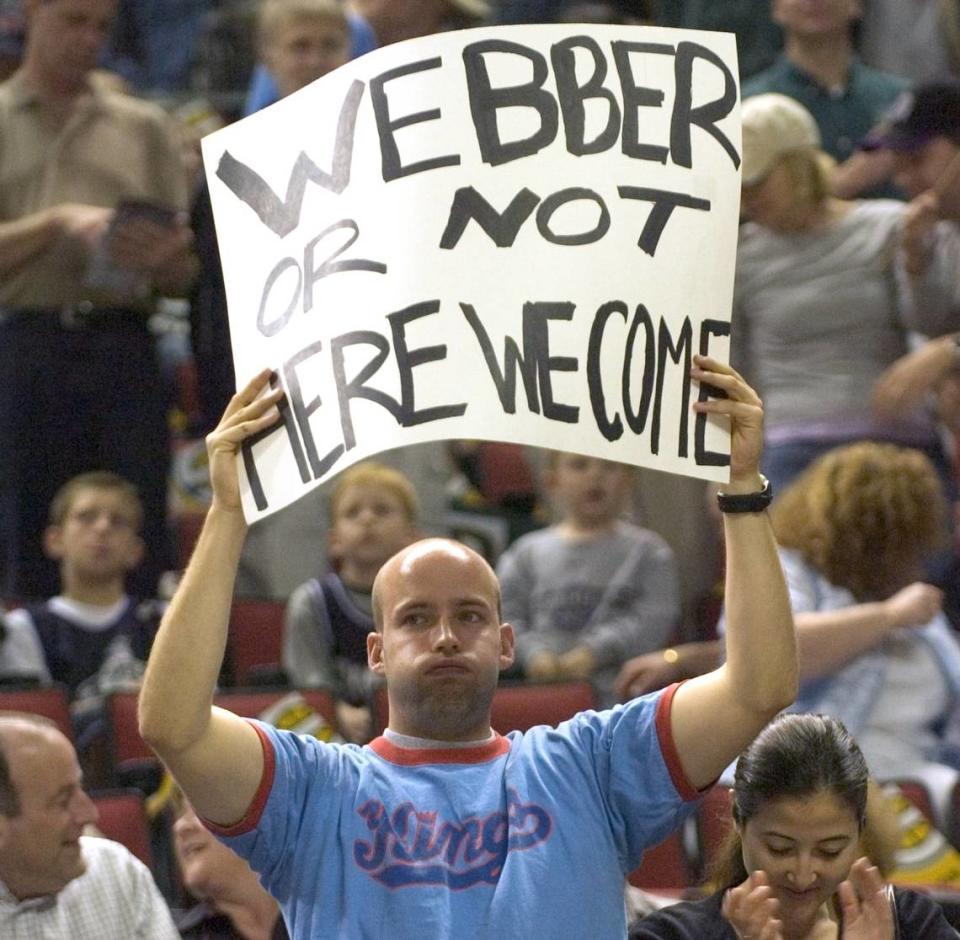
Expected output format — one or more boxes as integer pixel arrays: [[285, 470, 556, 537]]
[[211, 686, 697, 939]]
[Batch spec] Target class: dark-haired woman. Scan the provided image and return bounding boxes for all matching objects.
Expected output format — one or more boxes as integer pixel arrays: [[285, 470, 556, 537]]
[[630, 714, 958, 939]]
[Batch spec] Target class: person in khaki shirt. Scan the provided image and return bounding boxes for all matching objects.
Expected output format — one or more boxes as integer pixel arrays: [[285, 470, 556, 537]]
[[0, 0, 197, 605]]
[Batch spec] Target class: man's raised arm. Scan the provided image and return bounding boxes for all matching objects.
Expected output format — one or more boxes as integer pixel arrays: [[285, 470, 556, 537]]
[[139, 370, 284, 825], [669, 356, 798, 791]]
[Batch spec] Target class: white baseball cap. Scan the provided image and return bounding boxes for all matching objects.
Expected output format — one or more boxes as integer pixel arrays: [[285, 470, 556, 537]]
[[741, 93, 821, 185]]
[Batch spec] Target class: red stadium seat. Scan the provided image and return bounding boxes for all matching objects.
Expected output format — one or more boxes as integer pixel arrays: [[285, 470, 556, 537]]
[[628, 827, 696, 891], [0, 683, 73, 740], [90, 788, 154, 869], [227, 599, 287, 685], [105, 687, 340, 787], [888, 777, 937, 823], [489, 680, 598, 733], [104, 692, 159, 790], [213, 687, 337, 730]]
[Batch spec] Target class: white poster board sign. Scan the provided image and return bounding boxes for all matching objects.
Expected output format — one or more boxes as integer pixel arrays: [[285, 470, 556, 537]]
[[201, 24, 742, 523]]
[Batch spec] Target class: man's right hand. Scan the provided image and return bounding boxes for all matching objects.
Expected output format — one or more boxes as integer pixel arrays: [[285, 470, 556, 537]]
[[53, 203, 113, 250], [205, 369, 283, 515]]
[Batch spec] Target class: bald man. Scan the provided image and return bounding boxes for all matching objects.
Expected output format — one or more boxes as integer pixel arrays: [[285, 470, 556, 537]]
[[0, 714, 178, 937], [140, 358, 797, 939]]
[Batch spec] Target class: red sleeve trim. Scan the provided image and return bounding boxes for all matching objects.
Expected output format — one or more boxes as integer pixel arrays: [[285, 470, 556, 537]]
[[654, 682, 701, 802], [369, 734, 510, 766], [202, 720, 276, 837]]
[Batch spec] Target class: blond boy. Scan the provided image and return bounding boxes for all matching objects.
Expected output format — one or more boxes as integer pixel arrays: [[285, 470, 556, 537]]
[[496, 452, 679, 704], [5, 472, 163, 709], [282, 461, 418, 742], [257, 0, 350, 99]]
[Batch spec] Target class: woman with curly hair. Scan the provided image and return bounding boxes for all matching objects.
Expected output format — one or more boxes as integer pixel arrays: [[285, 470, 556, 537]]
[[617, 442, 960, 815], [771, 441, 960, 819]]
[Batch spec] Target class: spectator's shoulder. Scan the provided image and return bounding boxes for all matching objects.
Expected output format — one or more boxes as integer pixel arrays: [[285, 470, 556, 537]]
[[78, 834, 147, 879], [852, 60, 909, 96], [497, 525, 558, 563], [740, 60, 785, 99], [95, 82, 176, 132]]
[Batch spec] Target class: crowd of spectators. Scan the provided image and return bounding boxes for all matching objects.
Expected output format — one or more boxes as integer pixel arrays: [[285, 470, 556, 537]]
[[2, 0, 960, 934]]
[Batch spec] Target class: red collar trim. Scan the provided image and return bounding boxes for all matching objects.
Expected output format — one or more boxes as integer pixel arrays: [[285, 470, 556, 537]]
[[369, 734, 510, 766]]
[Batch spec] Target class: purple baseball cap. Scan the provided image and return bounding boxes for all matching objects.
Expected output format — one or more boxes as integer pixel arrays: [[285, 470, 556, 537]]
[[863, 82, 960, 152]]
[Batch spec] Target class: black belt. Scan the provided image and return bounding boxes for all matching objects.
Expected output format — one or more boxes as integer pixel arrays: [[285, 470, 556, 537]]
[[0, 303, 150, 331]]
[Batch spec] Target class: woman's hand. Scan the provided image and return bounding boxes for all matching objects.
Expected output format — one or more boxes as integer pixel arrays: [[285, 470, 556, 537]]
[[721, 871, 785, 940], [838, 858, 894, 939], [614, 650, 681, 700], [882, 582, 943, 631]]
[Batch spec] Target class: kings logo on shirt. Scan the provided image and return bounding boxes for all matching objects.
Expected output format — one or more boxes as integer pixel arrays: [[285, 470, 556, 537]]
[[353, 788, 552, 888]]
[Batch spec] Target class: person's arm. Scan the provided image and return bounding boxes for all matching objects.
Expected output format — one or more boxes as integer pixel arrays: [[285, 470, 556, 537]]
[[872, 334, 960, 420], [829, 149, 896, 200], [795, 581, 944, 681], [895, 210, 960, 337], [614, 640, 722, 700], [0, 204, 112, 273], [139, 370, 284, 826], [669, 356, 797, 791]]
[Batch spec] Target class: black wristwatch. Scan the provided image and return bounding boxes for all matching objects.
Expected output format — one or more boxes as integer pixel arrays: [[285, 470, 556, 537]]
[[716, 475, 772, 513]]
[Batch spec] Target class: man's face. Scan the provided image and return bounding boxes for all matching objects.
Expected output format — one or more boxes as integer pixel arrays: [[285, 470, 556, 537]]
[[0, 726, 99, 899], [368, 541, 514, 741], [262, 17, 350, 99], [892, 137, 960, 217], [772, 0, 861, 38], [45, 486, 143, 583], [24, 0, 116, 90], [547, 453, 631, 530]]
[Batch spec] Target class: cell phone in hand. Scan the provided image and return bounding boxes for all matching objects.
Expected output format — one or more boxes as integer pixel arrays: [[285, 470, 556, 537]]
[[84, 199, 179, 297], [111, 199, 179, 230]]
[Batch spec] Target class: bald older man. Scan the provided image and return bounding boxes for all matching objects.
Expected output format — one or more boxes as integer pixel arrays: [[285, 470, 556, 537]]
[[0, 714, 178, 937], [140, 358, 797, 939]]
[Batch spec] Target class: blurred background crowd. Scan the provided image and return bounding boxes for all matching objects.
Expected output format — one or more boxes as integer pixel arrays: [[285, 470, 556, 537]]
[[4, 0, 960, 930]]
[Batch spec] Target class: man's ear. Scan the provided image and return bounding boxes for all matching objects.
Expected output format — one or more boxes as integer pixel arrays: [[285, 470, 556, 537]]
[[43, 525, 64, 561], [367, 631, 385, 676], [499, 623, 515, 671], [0, 813, 11, 852]]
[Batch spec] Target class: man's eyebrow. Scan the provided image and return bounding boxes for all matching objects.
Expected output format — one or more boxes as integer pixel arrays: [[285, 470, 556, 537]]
[[454, 597, 494, 609], [46, 778, 83, 806], [763, 830, 852, 845]]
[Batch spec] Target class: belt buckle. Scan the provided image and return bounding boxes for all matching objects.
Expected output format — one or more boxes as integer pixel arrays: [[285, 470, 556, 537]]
[[60, 301, 95, 330]]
